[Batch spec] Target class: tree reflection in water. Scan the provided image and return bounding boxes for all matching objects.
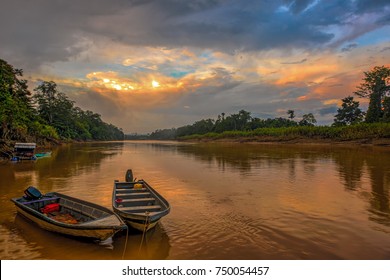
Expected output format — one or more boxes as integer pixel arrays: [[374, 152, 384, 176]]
[[176, 143, 390, 228]]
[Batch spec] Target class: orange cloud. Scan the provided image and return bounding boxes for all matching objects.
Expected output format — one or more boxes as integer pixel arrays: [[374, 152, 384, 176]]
[[275, 61, 339, 86]]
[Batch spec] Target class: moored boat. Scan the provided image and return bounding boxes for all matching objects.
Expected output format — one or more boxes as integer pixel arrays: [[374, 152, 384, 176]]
[[35, 151, 52, 158], [11, 186, 127, 241], [112, 170, 170, 232], [11, 143, 37, 161]]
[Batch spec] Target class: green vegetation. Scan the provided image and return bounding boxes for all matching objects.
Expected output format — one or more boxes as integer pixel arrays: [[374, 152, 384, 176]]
[[179, 123, 390, 142], [354, 66, 390, 123], [333, 96, 365, 126], [0, 58, 124, 145], [147, 65, 390, 143]]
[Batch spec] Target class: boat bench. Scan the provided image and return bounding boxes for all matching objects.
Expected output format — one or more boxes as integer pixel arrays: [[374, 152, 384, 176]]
[[120, 198, 155, 203], [116, 188, 148, 193], [117, 197, 155, 207], [116, 192, 151, 200], [118, 205, 161, 212]]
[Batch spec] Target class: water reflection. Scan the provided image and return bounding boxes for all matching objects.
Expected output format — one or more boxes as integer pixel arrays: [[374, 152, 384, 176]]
[[3, 214, 171, 260], [1, 141, 390, 260], [35, 142, 124, 189], [0, 142, 123, 196], [365, 155, 390, 226], [176, 143, 326, 177], [333, 147, 390, 226], [175, 143, 390, 228]]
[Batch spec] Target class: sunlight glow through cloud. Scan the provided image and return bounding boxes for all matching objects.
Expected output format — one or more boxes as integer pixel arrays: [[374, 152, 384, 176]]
[[1, 0, 389, 133]]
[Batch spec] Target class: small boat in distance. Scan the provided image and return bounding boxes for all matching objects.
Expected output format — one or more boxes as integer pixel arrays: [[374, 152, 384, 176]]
[[35, 151, 52, 158], [11, 143, 37, 161], [112, 169, 170, 232], [11, 186, 127, 241]]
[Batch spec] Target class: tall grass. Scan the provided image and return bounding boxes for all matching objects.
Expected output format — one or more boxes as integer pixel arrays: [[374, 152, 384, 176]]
[[179, 123, 390, 141]]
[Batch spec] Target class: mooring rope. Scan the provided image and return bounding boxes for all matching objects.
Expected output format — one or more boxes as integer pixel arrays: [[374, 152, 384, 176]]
[[139, 212, 150, 253], [121, 225, 129, 260]]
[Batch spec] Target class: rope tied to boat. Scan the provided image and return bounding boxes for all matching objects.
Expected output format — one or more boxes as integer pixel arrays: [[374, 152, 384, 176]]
[[139, 211, 150, 253], [121, 224, 129, 260]]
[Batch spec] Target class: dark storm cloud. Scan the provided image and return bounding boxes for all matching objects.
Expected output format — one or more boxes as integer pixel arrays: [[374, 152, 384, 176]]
[[0, 1, 106, 64], [1, 0, 389, 70], [355, 0, 390, 13]]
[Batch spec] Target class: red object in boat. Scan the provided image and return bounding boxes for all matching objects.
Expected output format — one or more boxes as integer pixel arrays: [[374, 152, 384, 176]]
[[41, 203, 60, 213], [115, 198, 123, 203]]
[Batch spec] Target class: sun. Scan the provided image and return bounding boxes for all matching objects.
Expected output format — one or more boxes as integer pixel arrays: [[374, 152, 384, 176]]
[[152, 80, 160, 88]]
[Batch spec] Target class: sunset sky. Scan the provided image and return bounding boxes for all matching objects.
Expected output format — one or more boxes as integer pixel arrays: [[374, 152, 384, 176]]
[[1, 0, 389, 133]]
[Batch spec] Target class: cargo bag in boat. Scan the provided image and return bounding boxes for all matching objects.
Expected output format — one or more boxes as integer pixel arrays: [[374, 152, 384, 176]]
[[41, 203, 60, 214]]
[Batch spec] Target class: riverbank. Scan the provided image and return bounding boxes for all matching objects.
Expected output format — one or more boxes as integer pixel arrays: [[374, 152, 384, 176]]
[[181, 136, 390, 147], [178, 123, 390, 147]]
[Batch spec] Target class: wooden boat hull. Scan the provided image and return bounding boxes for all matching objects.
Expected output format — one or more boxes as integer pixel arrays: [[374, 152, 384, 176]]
[[117, 216, 159, 232], [15, 207, 119, 240], [12, 192, 127, 241], [112, 179, 170, 232]]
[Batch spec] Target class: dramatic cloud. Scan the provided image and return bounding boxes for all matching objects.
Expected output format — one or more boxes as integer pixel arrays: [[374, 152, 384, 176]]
[[0, 0, 389, 132]]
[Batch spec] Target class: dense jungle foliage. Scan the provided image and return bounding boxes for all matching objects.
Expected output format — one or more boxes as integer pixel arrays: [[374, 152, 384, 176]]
[[0, 59, 124, 144]]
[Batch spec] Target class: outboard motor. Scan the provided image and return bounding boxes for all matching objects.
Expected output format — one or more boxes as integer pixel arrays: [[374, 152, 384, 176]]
[[125, 169, 134, 182], [24, 186, 43, 200]]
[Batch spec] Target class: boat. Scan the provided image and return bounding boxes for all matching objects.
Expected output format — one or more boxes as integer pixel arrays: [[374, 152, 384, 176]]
[[34, 151, 52, 158], [11, 186, 127, 241], [112, 169, 170, 232], [11, 143, 37, 161]]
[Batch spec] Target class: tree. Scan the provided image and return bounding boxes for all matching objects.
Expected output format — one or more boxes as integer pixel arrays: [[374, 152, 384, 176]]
[[34, 81, 78, 138], [34, 81, 124, 140], [228, 109, 252, 130], [299, 113, 317, 126], [287, 110, 295, 120], [0, 59, 34, 140], [34, 81, 63, 125], [383, 97, 390, 122], [1, 59, 123, 142], [354, 66, 390, 123], [333, 96, 364, 126]]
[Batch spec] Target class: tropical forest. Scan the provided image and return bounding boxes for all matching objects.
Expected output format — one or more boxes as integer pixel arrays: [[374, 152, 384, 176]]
[[0, 58, 124, 148]]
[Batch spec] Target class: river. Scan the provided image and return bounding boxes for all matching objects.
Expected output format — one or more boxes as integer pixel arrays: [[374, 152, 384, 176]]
[[1, 141, 389, 260]]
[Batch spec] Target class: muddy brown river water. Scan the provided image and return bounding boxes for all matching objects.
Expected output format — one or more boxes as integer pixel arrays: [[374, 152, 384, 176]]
[[1, 141, 389, 259]]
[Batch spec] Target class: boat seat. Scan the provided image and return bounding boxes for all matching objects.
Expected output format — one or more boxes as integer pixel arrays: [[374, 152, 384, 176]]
[[116, 188, 148, 193], [118, 205, 161, 212], [120, 198, 155, 203], [116, 192, 150, 197]]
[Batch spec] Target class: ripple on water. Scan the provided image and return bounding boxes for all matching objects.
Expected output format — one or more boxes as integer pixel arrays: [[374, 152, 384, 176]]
[[0, 224, 42, 260]]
